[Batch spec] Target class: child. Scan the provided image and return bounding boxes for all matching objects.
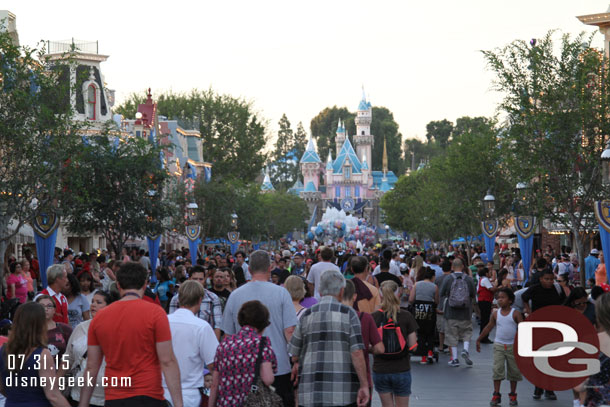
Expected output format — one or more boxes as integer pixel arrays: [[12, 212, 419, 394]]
[[476, 287, 523, 406], [201, 369, 212, 406]]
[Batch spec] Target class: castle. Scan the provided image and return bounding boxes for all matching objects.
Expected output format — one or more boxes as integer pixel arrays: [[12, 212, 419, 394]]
[[292, 92, 398, 227]]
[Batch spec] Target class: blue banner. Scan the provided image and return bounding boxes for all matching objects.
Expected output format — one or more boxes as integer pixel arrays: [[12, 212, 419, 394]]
[[253, 243, 260, 251], [188, 239, 199, 265], [34, 229, 58, 289], [147, 236, 161, 283], [517, 234, 534, 283], [484, 235, 495, 266], [600, 228, 610, 284], [230, 242, 239, 255]]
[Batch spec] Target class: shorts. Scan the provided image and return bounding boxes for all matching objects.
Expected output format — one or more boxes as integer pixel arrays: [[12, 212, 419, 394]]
[[436, 314, 446, 333], [444, 319, 472, 347], [373, 370, 412, 397], [493, 343, 522, 382]]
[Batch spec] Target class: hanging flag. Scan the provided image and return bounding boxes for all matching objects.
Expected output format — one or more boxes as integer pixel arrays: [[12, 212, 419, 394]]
[[32, 211, 61, 288], [481, 219, 499, 267], [147, 235, 161, 283], [185, 225, 201, 266], [514, 216, 536, 283]]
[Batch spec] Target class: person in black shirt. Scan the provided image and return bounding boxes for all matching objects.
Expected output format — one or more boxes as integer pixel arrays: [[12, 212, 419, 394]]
[[521, 269, 565, 401], [375, 259, 402, 287], [528, 258, 549, 286], [271, 258, 291, 285], [209, 268, 231, 310]]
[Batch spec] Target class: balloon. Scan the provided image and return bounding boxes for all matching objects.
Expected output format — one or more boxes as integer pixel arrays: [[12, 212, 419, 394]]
[[307, 232, 314, 240]]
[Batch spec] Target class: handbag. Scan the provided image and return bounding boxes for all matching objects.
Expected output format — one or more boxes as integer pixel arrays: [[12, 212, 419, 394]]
[[242, 336, 283, 407]]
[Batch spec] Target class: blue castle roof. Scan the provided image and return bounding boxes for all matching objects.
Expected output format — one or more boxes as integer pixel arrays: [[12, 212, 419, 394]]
[[300, 137, 321, 163], [333, 137, 362, 174], [261, 171, 275, 191], [358, 99, 369, 110], [371, 171, 397, 191]]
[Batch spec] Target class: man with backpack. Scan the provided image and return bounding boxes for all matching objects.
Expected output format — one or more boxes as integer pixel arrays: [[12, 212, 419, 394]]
[[440, 259, 476, 367]]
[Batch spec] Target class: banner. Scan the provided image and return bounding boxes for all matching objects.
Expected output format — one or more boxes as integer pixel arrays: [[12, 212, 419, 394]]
[[188, 239, 199, 265], [147, 235, 161, 283], [514, 216, 537, 283], [230, 241, 240, 255], [31, 212, 61, 288], [594, 200, 610, 283], [481, 220, 499, 266]]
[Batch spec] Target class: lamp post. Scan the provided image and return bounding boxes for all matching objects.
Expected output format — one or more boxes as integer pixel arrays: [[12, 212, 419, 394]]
[[512, 182, 536, 284], [385, 224, 390, 240], [481, 190, 498, 266], [602, 140, 610, 186], [227, 212, 240, 254], [185, 202, 201, 265]]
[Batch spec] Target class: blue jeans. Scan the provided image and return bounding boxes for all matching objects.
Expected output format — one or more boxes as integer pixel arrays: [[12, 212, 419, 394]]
[[373, 370, 412, 397]]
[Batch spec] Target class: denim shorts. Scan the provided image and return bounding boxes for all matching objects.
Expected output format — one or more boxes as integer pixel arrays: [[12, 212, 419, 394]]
[[373, 370, 412, 397]]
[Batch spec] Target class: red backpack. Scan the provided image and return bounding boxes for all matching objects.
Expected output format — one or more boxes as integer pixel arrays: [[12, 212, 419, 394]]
[[376, 309, 407, 359]]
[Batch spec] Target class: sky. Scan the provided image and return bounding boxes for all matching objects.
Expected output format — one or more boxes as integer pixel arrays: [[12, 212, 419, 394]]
[[3, 1, 610, 144]]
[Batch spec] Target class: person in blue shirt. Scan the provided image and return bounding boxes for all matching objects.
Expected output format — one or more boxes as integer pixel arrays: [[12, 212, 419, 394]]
[[154, 267, 174, 311], [585, 249, 601, 282]]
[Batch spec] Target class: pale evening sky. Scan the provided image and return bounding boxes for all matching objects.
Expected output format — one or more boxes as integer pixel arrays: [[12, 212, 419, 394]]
[[4, 1, 610, 145]]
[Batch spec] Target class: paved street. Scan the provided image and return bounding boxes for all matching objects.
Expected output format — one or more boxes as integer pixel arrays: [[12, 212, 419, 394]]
[[371, 325, 572, 407]]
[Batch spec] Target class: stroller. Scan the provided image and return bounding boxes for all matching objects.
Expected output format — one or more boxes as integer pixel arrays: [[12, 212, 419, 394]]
[[411, 299, 439, 364]]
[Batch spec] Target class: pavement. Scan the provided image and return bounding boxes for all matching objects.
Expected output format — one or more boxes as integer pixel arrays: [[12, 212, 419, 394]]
[[370, 325, 573, 407]]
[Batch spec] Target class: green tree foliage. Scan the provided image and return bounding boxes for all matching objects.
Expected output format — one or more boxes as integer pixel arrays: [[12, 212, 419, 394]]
[[382, 118, 511, 243], [116, 89, 268, 183], [425, 119, 453, 147], [62, 132, 175, 256], [310, 106, 354, 160], [0, 32, 82, 276], [270, 114, 296, 190], [310, 106, 403, 173], [293, 122, 308, 177], [484, 31, 609, 284], [192, 178, 307, 242]]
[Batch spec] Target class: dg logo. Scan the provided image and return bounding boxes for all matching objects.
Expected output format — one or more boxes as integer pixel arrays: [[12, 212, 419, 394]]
[[514, 306, 600, 391]]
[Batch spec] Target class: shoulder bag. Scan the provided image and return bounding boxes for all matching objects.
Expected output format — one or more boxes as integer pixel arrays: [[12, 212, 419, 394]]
[[242, 336, 283, 407]]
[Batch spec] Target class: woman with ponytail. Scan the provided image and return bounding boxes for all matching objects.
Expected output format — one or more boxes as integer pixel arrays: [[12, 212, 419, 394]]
[[371, 281, 418, 406]]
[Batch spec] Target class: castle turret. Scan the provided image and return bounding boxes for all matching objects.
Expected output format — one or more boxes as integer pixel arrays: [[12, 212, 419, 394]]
[[335, 118, 346, 156], [300, 136, 322, 192], [354, 88, 374, 167]]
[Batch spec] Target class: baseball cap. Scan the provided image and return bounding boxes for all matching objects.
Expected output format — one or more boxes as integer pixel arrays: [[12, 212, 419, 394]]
[[591, 249, 600, 255]]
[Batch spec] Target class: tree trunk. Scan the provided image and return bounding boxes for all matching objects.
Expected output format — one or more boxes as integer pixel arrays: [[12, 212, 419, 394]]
[[572, 227, 586, 287]]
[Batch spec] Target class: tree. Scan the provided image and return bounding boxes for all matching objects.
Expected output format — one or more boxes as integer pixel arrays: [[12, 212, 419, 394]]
[[310, 106, 354, 160], [0, 32, 82, 279], [483, 31, 609, 285], [258, 192, 308, 241], [270, 114, 295, 190], [292, 122, 308, 180], [62, 132, 175, 256], [382, 117, 511, 248], [115, 89, 268, 183], [425, 119, 453, 147]]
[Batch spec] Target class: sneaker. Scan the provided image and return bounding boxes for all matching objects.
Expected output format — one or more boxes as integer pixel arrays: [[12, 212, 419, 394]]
[[490, 392, 501, 406], [544, 391, 557, 400], [533, 389, 542, 400], [461, 350, 473, 366], [426, 355, 433, 364], [420, 356, 427, 365], [509, 392, 518, 406], [448, 359, 460, 367]]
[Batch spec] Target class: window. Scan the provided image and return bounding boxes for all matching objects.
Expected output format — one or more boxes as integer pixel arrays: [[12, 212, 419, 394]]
[[345, 187, 351, 197], [344, 166, 351, 179], [355, 186, 360, 197], [361, 131, 365, 135], [87, 84, 96, 120], [335, 186, 341, 198]]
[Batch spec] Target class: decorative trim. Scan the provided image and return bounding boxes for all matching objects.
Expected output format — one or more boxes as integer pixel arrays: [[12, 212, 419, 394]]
[[481, 219, 499, 238], [185, 225, 201, 241], [227, 231, 240, 244], [31, 211, 60, 238], [514, 216, 537, 239], [594, 200, 610, 233]]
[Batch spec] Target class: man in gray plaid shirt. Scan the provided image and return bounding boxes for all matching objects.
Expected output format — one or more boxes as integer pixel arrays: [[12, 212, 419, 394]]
[[289, 269, 369, 407], [169, 266, 222, 339]]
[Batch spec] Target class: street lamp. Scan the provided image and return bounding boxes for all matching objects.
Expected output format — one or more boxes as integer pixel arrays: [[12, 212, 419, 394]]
[[602, 140, 610, 186], [231, 212, 238, 230], [385, 224, 390, 240], [483, 190, 496, 219], [227, 212, 240, 253]]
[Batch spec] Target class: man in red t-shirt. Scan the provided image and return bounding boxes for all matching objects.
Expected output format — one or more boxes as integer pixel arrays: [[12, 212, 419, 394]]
[[79, 262, 183, 407], [40, 264, 69, 324]]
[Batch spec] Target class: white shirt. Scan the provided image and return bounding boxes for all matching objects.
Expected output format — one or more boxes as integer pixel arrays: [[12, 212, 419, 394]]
[[372, 263, 401, 278], [480, 277, 493, 289], [43, 286, 68, 307], [429, 264, 443, 280], [307, 261, 340, 299], [163, 308, 219, 391], [241, 262, 252, 281]]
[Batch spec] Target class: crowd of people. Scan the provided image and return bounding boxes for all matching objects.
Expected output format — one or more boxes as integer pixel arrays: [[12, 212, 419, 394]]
[[0, 241, 609, 406]]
